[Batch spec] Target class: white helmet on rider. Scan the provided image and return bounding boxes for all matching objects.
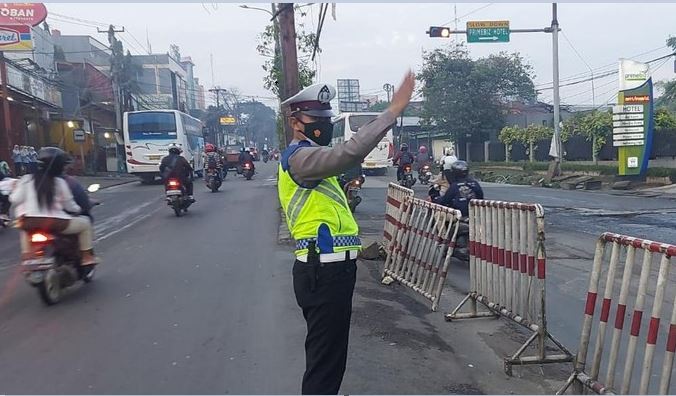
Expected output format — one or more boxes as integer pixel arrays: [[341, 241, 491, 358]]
[[442, 154, 458, 170]]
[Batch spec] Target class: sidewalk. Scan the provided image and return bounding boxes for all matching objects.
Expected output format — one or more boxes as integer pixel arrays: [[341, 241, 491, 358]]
[[75, 173, 138, 190]]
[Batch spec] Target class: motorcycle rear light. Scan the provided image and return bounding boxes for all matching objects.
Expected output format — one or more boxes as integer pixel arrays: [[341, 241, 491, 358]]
[[31, 233, 49, 243], [167, 180, 180, 188]]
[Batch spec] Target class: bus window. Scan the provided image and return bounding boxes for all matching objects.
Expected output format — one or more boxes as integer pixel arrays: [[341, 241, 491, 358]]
[[128, 112, 177, 140]]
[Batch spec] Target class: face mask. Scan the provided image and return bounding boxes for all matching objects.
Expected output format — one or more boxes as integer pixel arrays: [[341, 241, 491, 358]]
[[298, 119, 333, 146]]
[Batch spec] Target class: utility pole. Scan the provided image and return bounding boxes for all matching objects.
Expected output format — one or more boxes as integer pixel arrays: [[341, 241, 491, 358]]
[[383, 83, 394, 103], [551, 3, 562, 176], [0, 52, 12, 168], [276, 3, 300, 146], [209, 87, 227, 145]]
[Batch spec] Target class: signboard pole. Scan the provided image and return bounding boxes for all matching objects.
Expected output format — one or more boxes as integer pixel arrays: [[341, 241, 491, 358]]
[[551, 3, 562, 175], [0, 51, 12, 167]]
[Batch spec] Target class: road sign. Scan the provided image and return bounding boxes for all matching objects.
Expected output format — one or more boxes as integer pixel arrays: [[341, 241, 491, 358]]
[[612, 104, 643, 114], [613, 126, 644, 134], [0, 24, 32, 51], [612, 114, 643, 121], [613, 120, 644, 127], [613, 139, 644, 147], [466, 20, 510, 43], [73, 129, 86, 142], [219, 116, 236, 125], [613, 133, 645, 140]]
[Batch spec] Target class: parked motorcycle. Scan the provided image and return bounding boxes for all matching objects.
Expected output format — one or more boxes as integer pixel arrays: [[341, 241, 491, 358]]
[[418, 164, 432, 185], [205, 168, 223, 193], [165, 178, 192, 217], [242, 161, 255, 180], [20, 184, 101, 305], [399, 164, 415, 188], [340, 174, 365, 213]]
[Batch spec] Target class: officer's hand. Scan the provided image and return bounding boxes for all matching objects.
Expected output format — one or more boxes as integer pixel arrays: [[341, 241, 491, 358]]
[[389, 70, 415, 116]]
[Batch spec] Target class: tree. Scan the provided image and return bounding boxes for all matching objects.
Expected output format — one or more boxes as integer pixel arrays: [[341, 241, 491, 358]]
[[498, 124, 552, 162], [655, 108, 676, 130], [498, 125, 521, 162], [573, 110, 612, 164], [419, 47, 536, 145], [656, 37, 676, 113], [256, 12, 318, 98]]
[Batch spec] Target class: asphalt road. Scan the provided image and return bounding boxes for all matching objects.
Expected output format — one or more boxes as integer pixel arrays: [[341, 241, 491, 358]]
[[0, 164, 673, 394]]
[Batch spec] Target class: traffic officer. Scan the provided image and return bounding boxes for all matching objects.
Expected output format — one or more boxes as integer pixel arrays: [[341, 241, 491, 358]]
[[278, 70, 414, 394]]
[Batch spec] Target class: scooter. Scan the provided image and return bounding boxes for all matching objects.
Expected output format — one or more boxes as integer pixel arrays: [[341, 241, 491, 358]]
[[340, 174, 365, 213], [205, 167, 223, 193], [0, 177, 16, 228], [20, 184, 101, 305], [262, 153, 269, 163], [242, 161, 255, 180], [399, 164, 415, 189], [165, 178, 193, 217], [418, 164, 432, 185]]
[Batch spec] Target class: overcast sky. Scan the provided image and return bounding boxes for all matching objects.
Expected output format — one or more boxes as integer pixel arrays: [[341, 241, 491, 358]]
[[46, 2, 676, 108]]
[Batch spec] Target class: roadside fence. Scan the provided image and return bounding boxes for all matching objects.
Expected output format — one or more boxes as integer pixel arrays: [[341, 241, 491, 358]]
[[382, 196, 462, 311], [446, 199, 573, 375], [383, 183, 414, 251], [557, 233, 676, 395]]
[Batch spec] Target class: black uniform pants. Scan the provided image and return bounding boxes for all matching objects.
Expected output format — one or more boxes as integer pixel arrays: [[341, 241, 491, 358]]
[[293, 258, 357, 395]]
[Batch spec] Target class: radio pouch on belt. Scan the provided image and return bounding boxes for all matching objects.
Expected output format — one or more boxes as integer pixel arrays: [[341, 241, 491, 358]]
[[307, 241, 319, 292]]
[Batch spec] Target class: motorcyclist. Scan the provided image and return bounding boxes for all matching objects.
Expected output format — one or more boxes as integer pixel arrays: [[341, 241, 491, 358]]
[[261, 148, 270, 161], [432, 160, 483, 218], [414, 145, 431, 171], [393, 143, 415, 182], [204, 143, 224, 180], [160, 145, 195, 202], [430, 152, 459, 197], [62, 156, 94, 221], [239, 147, 255, 172], [10, 147, 98, 265], [339, 163, 364, 191], [0, 160, 13, 222]]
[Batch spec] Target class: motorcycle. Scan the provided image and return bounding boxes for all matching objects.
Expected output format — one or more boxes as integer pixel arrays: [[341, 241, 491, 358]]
[[0, 177, 16, 228], [427, 184, 470, 263], [20, 183, 101, 305], [205, 167, 223, 193], [340, 174, 365, 213], [262, 153, 269, 163], [418, 164, 432, 185], [399, 164, 415, 188], [242, 161, 255, 180], [165, 178, 192, 217]]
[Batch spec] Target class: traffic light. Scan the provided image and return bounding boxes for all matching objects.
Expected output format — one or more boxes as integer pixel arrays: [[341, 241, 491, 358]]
[[427, 26, 451, 38]]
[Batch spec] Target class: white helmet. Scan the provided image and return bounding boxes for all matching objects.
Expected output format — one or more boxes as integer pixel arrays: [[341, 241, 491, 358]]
[[442, 154, 458, 171]]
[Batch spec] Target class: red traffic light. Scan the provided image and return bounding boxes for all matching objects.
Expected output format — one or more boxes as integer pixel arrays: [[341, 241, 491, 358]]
[[427, 26, 451, 38]]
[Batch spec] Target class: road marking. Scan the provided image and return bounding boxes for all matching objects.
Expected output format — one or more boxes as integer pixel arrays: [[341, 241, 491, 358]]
[[95, 206, 162, 242]]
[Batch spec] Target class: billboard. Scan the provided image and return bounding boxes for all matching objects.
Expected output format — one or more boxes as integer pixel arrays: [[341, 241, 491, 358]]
[[614, 59, 654, 177], [0, 24, 32, 51], [0, 3, 48, 26]]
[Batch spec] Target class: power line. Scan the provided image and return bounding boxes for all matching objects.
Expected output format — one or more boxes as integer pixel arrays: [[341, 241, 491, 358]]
[[439, 3, 494, 27]]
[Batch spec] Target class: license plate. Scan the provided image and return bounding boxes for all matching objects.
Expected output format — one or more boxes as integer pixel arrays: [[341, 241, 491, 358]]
[[22, 257, 54, 266], [148, 155, 162, 161], [426, 172, 432, 176], [365, 162, 375, 167], [166, 190, 182, 196]]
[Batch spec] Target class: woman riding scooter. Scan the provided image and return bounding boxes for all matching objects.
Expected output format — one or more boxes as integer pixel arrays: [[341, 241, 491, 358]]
[[10, 147, 99, 265]]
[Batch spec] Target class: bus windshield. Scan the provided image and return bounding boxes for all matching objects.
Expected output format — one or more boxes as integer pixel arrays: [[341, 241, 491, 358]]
[[128, 112, 177, 140], [348, 115, 377, 132]]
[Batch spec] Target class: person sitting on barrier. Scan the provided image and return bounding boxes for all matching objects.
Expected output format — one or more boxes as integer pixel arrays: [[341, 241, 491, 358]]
[[432, 160, 483, 218]]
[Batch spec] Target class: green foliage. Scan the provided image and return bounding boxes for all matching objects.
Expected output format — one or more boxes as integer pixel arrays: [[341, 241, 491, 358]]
[[655, 108, 676, 130], [562, 110, 612, 164], [418, 47, 536, 142], [498, 124, 552, 162], [656, 79, 676, 113], [256, 17, 318, 97]]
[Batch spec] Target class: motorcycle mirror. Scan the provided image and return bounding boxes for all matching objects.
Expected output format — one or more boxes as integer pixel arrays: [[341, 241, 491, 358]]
[[87, 184, 101, 193]]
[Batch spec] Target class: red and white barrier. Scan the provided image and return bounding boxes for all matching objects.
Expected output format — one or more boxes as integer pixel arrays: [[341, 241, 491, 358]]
[[446, 199, 572, 375], [558, 233, 676, 395], [382, 197, 461, 311], [383, 183, 414, 250]]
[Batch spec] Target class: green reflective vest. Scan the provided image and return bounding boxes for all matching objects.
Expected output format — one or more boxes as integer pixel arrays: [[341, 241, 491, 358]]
[[278, 162, 361, 257]]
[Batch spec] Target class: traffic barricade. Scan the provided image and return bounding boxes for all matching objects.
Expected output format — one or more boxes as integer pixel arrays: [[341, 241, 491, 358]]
[[383, 183, 414, 250], [382, 197, 461, 311], [557, 233, 676, 395], [446, 199, 573, 375]]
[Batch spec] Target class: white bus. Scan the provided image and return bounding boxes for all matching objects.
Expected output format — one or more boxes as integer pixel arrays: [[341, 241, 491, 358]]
[[332, 112, 394, 174], [123, 110, 205, 183]]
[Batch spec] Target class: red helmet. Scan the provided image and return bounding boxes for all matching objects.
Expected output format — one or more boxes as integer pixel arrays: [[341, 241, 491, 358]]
[[205, 143, 215, 153], [419, 145, 428, 153]]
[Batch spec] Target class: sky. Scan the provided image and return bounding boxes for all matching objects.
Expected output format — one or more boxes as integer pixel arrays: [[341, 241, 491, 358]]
[[45, 2, 676, 109]]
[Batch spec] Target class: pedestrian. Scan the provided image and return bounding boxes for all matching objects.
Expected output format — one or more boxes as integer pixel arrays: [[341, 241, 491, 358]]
[[12, 145, 21, 175], [19, 146, 29, 175], [278, 70, 414, 394], [28, 146, 38, 174]]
